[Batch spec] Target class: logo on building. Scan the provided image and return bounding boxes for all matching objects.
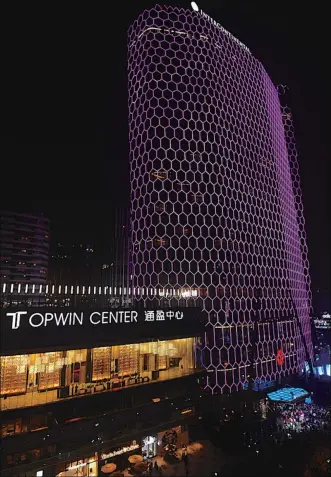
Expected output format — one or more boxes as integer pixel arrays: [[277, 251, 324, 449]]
[[5, 309, 189, 330], [7, 311, 27, 330]]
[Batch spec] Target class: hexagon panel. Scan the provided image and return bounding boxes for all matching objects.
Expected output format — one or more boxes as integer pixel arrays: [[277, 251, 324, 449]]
[[128, 6, 313, 393]]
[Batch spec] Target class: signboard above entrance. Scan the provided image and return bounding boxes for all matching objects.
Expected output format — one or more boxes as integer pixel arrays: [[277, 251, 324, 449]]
[[0, 307, 203, 355]]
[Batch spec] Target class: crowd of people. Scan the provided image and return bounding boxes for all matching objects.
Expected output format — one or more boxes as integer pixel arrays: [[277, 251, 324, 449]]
[[276, 401, 331, 434]]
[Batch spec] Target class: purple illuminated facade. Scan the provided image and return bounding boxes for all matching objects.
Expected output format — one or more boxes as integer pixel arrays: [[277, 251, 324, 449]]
[[128, 5, 313, 392]]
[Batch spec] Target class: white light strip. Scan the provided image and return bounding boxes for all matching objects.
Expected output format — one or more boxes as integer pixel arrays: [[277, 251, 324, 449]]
[[68, 463, 87, 471], [137, 26, 161, 40], [0, 283, 199, 297]]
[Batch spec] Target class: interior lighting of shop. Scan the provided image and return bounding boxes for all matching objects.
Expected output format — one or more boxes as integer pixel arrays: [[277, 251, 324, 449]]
[[101, 443, 139, 460], [0, 338, 196, 405], [152, 398, 161, 403]]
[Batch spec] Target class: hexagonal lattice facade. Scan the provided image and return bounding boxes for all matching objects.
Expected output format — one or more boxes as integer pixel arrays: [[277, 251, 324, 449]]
[[278, 84, 313, 363], [128, 5, 313, 393]]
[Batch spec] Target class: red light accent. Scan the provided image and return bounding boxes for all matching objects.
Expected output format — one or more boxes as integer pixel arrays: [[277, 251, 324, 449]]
[[276, 349, 285, 366]]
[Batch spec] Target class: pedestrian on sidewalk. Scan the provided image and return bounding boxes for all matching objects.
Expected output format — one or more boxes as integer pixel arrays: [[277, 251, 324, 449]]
[[148, 461, 153, 476]]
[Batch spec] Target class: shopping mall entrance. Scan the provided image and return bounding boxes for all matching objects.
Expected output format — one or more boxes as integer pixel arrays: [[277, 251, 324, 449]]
[[142, 435, 157, 460]]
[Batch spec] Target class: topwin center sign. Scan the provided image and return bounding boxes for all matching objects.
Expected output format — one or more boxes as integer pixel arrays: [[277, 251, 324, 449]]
[[7, 309, 184, 330], [1, 307, 202, 354]]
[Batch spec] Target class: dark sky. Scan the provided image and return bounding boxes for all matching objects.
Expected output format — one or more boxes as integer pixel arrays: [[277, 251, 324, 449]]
[[1, 1, 329, 308]]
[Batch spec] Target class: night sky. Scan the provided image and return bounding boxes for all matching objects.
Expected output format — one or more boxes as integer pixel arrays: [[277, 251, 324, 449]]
[[1, 1, 329, 310]]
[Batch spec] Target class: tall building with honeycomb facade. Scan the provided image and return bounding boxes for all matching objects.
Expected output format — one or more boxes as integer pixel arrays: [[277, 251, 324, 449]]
[[128, 5, 313, 393]]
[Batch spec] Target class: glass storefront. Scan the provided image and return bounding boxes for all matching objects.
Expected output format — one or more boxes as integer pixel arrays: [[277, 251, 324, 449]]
[[1, 414, 48, 438], [0, 337, 197, 411], [141, 435, 157, 460], [6, 445, 56, 469], [56, 454, 98, 477]]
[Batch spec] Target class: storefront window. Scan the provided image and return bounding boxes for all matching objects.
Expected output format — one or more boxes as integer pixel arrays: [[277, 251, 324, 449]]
[[1, 418, 22, 437], [92, 347, 111, 381], [142, 436, 157, 460], [56, 455, 98, 477], [0, 355, 28, 395], [6, 446, 56, 469], [36, 352, 62, 391], [0, 338, 197, 411]]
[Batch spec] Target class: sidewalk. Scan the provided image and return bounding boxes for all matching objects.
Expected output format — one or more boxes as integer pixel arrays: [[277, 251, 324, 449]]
[[122, 441, 223, 477]]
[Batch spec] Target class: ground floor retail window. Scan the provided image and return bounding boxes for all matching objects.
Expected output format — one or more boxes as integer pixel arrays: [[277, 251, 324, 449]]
[[1, 413, 48, 437], [56, 455, 98, 477], [6, 446, 56, 468], [142, 435, 157, 460], [0, 337, 197, 411]]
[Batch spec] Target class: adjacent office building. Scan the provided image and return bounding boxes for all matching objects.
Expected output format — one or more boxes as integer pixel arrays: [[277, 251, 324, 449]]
[[0, 211, 50, 284], [128, 5, 313, 392]]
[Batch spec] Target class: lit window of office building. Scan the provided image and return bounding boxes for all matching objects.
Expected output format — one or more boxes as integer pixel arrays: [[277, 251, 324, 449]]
[[0, 211, 50, 284]]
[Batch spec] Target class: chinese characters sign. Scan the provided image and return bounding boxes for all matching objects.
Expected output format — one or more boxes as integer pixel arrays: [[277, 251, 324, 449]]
[[144, 310, 184, 321]]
